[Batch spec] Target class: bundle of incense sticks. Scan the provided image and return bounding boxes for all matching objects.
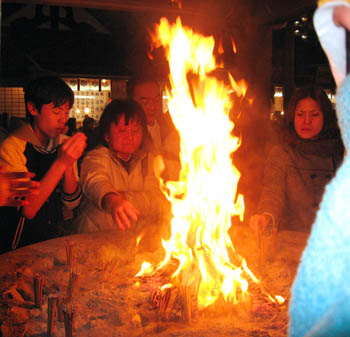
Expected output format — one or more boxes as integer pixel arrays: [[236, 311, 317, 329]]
[[63, 304, 75, 337], [47, 294, 58, 337], [180, 286, 192, 323], [34, 275, 44, 307], [66, 268, 79, 305], [159, 286, 172, 317], [65, 240, 75, 267], [57, 292, 65, 322]]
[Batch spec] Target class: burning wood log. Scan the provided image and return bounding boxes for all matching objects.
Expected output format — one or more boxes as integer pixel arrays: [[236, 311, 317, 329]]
[[47, 294, 58, 337], [34, 274, 44, 308], [148, 277, 196, 323]]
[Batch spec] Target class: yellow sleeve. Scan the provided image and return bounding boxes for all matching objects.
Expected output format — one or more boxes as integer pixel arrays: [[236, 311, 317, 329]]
[[0, 136, 28, 172]]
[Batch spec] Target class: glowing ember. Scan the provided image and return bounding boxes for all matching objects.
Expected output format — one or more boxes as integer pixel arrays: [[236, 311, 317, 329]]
[[136, 17, 283, 311]]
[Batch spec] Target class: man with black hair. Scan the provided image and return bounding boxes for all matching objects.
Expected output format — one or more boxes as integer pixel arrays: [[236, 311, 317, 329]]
[[127, 78, 180, 180], [0, 76, 86, 252]]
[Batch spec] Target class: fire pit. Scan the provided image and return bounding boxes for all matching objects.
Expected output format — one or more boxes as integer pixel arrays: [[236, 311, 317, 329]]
[[1, 17, 310, 337], [0, 229, 307, 337], [0, 16, 310, 337]]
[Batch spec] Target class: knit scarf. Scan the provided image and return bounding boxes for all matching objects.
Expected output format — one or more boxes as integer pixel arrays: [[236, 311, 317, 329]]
[[292, 137, 344, 158]]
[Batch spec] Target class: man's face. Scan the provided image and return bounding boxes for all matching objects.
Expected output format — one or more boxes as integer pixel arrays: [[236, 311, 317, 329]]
[[30, 101, 70, 142], [106, 114, 143, 161], [132, 82, 162, 126]]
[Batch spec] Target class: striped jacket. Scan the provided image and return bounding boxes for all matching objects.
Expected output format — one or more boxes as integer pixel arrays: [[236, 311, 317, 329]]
[[0, 124, 81, 250]]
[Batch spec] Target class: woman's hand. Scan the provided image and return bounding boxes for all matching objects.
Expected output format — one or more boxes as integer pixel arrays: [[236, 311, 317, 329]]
[[0, 170, 39, 207], [249, 213, 275, 237], [102, 192, 140, 231]]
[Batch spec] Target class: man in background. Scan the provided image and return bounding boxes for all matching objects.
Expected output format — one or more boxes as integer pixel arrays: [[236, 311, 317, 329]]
[[128, 78, 180, 181]]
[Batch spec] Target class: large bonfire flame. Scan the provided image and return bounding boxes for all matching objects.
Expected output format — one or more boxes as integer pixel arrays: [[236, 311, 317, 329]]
[[136, 17, 283, 312]]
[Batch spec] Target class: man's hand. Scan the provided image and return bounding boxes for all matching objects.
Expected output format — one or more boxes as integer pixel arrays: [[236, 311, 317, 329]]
[[57, 132, 87, 167], [102, 192, 140, 231], [0, 170, 39, 207]]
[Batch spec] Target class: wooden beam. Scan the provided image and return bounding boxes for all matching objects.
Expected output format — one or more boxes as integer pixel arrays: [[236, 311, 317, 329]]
[[2, 0, 206, 16]]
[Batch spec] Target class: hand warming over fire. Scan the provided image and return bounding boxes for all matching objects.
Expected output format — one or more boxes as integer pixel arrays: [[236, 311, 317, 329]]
[[102, 192, 140, 231]]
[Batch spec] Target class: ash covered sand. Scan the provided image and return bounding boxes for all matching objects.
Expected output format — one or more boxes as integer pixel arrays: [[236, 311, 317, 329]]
[[0, 227, 308, 337]]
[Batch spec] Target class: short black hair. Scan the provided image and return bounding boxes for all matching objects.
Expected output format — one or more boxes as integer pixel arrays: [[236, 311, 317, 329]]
[[24, 76, 74, 123], [97, 99, 147, 147]]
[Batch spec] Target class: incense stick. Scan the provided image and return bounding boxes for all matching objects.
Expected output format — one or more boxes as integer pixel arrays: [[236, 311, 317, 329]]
[[63, 304, 74, 337], [66, 268, 79, 306], [65, 240, 75, 267], [47, 294, 58, 337], [34, 275, 44, 308], [180, 286, 192, 323], [57, 292, 65, 322]]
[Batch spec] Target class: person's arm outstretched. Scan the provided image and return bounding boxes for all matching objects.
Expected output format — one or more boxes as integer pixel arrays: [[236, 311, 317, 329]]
[[101, 192, 139, 231]]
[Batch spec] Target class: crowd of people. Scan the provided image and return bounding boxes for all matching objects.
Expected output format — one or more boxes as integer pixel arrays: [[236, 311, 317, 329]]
[[0, 75, 179, 253], [0, 0, 349, 336], [0, 72, 344, 255], [0, 1, 348, 263]]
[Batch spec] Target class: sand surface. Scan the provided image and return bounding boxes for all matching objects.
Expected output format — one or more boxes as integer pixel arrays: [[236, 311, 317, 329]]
[[0, 228, 308, 337]]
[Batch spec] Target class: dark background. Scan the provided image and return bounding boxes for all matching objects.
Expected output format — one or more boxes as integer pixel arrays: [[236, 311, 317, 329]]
[[1, 1, 333, 89]]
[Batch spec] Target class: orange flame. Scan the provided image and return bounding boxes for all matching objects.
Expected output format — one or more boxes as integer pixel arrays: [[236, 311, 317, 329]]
[[136, 17, 281, 310], [218, 40, 224, 55], [228, 73, 247, 98], [147, 51, 154, 60], [135, 261, 153, 277], [136, 232, 144, 246], [231, 38, 237, 54]]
